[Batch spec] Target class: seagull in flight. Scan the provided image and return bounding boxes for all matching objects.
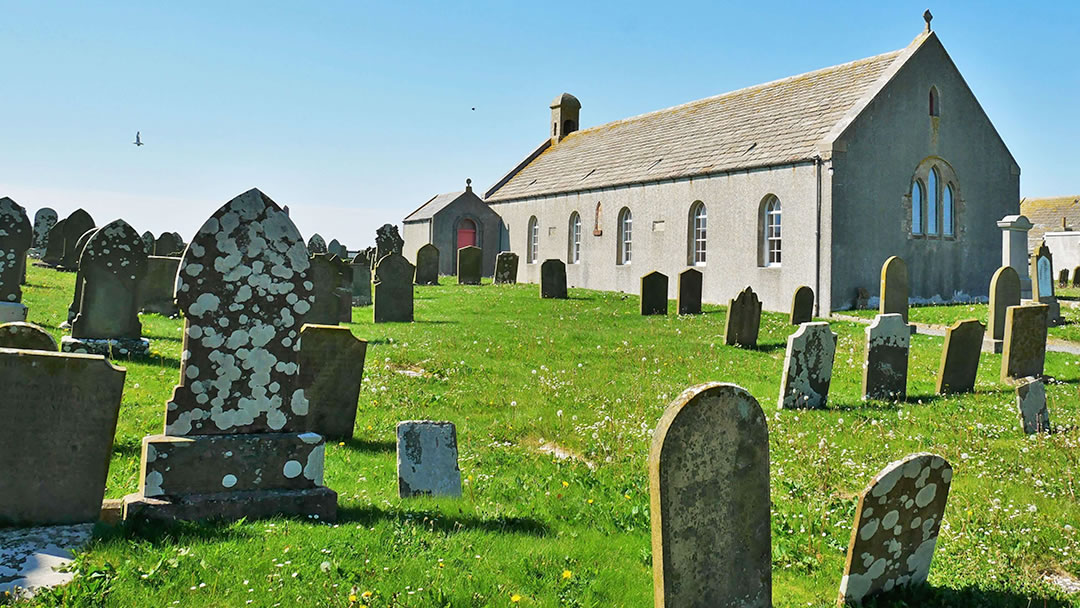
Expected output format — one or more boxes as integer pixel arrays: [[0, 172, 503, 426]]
[[133, 131, 144, 146]]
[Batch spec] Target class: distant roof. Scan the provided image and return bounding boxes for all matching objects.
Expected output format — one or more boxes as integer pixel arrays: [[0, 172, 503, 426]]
[[403, 190, 465, 223], [1020, 195, 1080, 246], [486, 36, 930, 202]]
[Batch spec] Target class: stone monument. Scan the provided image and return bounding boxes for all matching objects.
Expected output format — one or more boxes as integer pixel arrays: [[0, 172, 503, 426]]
[[0, 322, 58, 351], [58, 209, 94, 270], [397, 421, 462, 498], [724, 286, 762, 348], [414, 243, 439, 285], [779, 322, 837, 409], [1001, 304, 1048, 383], [298, 324, 367, 441], [1030, 240, 1063, 325], [494, 251, 519, 285], [790, 285, 814, 325], [540, 259, 567, 299], [137, 256, 182, 316], [935, 319, 984, 394], [351, 251, 372, 306], [879, 256, 908, 324], [373, 253, 414, 323], [307, 233, 328, 254], [988, 266, 1020, 353], [997, 215, 1033, 298], [862, 314, 909, 401], [457, 246, 482, 285], [1015, 378, 1050, 434], [31, 207, 57, 252], [677, 268, 702, 315], [0, 198, 32, 323], [640, 271, 668, 316]]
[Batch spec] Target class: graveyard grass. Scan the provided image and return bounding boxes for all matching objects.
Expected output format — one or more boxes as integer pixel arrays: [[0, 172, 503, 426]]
[[11, 264, 1080, 608]]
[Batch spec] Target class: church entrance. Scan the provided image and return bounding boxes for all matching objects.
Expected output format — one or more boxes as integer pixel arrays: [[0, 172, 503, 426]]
[[456, 219, 477, 250]]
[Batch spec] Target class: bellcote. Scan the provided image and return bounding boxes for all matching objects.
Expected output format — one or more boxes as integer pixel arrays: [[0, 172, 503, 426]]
[[550, 93, 581, 143]]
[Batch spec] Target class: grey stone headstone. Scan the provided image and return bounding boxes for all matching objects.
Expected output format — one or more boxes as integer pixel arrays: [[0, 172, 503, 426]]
[[0, 198, 32, 305], [779, 322, 837, 409], [1015, 378, 1050, 434], [677, 268, 702, 315], [457, 246, 482, 285], [65, 228, 100, 323], [307, 233, 328, 254], [327, 239, 344, 258], [350, 252, 372, 306], [154, 232, 183, 257], [59, 209, 94, 270], [397, 421, 462, 498], [373, 253, 414, 323], [862, 314, 909, 401], [1001, 304, 1048, 382], [414, 244, 439, 285], [640, 271, 668, 315], [41, 219, 66, 266], [298, 324, 367, 441], [540, 259, 567, 299], [137, 256, 181, 316], [31, 207, 57, 250], [648, 382, 771, 608], [375, 224, 404, 260], [1059, 268, 1070, 288], [790, 285, 814, 325], [140, 230, 155, 255], [989, 266, 1020, 344], [724, 286, 761, 348], [308, 254, 349, 326], [69, 220, 147, 340], [935, 319, 984, 394], [880, 256, 908, 323], [838, 453, 952, 605], [494, 251, 518, 285], [0, 322, 58, 351]]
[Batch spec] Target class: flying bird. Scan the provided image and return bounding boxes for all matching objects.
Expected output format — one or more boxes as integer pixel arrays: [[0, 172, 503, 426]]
[[133, 131, 144, 146]]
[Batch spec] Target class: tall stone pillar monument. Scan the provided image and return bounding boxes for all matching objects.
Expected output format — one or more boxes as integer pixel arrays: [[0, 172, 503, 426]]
[[998, 215, 1033, 299]]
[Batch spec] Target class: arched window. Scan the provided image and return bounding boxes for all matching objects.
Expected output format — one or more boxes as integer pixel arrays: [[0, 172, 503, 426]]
[[568, 212, 581, 263], [527, 216, 538, 264], [943, 183, 954, 236], [563, 119, 576, 134], [617, 207, 632, 265], [688, 201, 707, 265], [911, 180, 924, 235], [929, 87, 940, 117], [927, 167, 939, 235], [762, 196, 781, 266]]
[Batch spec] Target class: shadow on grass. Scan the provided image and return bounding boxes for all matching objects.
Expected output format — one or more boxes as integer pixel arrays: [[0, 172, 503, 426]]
[[343, 438, 396, 453], [103, 517, 255, 545], [111, 435, 144, 458], [337, 505, 551, 537], [854, 582, 1072, 608]]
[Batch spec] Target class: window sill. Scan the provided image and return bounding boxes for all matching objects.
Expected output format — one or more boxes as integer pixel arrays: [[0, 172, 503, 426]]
[[761, 264, 782, 269]]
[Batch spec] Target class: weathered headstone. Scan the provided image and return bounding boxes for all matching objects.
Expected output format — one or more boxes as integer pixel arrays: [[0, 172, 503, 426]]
[[862, 314, 909, 401], [790, 285, 814, 325], [308, 233, 328, 254], [493, 251, 518, 285], [373, 253, 414, 323], [935, 319, 984, 394], [137, 256, 181, 316], [328, 238, 345, 258], [62, 220, 149, 357], [838, 453, 953, 605], [457, 246, 482, 285], [649, 382, 771, 608], [540, 259, 567, 299], [397, 421, 462, 498], [350, 251, 372, 306], [0, 348, 125, 525], [1031, 240, 1063, 325], [879, 256, 908, 323], [375, 224, 404, 261], [154, 232, 183, 257], [1001, 304, 1048, 382], [1059, 268, 1070, 288], [988, 266, 1020, 353], [1073, 266, 1080, 288], [640, 271, 668, 315], [41, 219, 66, 266], [0, 322, 58, 351], [58, 209, 94, 270], [308, 254, 350, 326], [31, 207, 57, 251], [122, 188, 336, 523], [140, 230, 155, 255], [724, 286, 762, 348], [1015, 378, 1050, 434], [298, 324, 367, 441], [64, 227, 100, 324], [414, 244, 439, 285], [0, 198, 32, 323], [677, 268, 702, 315], [779, 322, 837, 409], [171, 232, 185, 252]]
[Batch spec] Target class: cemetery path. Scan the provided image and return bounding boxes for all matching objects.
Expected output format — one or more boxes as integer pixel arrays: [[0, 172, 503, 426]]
[[831, 313, 1080, 355]]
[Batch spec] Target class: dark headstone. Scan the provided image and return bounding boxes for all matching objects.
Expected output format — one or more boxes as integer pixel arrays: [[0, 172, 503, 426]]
[[457, 246, 482, 285], [414, 244, 439, 285], [723, 287, 761, 348], [350, 252, 372, 306], [790, 285, 814, 325], [0, 198, 32, 309], [137, 256, 181, 317], [375, 224, 404, 261], [31, 208, 57, 250], [1001, 304, 1049, 382], [307, 234, 328, 254], [1073, 266, 1080, 288], [1059, 268, 1070, 288], [59, 209, 94, 270], [140, 230, 155, 255], [1015, 378, 1050, 434], [494, 252, 519, 285], [373, 253, 414, 323], [308, 254, 349, 326], [65, 228, 100, 323], [677, 269, 702, 315], [862, 314, 909, 401], [41, 219, 66, 266], [640, 271, 668, 315], [298, 324, 367, 441], [936, 319, 984, 394], [540, 259, 567, 299], [154, 232, 183, 257], [0, 322, 57, 351]]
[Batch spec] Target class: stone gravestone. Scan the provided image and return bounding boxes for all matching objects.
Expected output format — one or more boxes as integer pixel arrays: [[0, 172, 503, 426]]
[[779, 322, 837, 409], [41, 218, 66, 266], [1015, 378, 1050, 435], [137, 256, 181, 316], [328, 239, 344, 258], [308, 233, 328, 254], [457, 246, 482, 285], [790, 285, 814, 325], [0, 198, 32, 323], [838, 453, 953, 606], [31, 207, 57, 251], [1059, 268, 1070, 288], [375, 223, 404, 261], [935, 320, 985, 394], [862, 314, 909, 401], [998, 214, 1033, 298], [171, 232, 185, 252], [350, 251, 372, 306], [648, 382, 771, 608], [59, 209, 94, 270], [0, 348, 125, 524], [397, 421, 462, 498], [64, 228, 101, 325], [1031, 240, 1063, 325], [0, 322, 58, 351], [122, 188, 336, 523], [540, 259, 568, 299], [493, 251, 519, 285], [154, 232, 183, 257], [298, 324, 367, 441], [307, 254, 349, 326], [988, 266, 1020, 353], [140, 230, 155, 255], [724, 286, 762, 348], [879, 256, 908, 323], [62, 220, 150, 357], [332, 256, 353, 323], [640, 271, 668, 315], [1073, 266, 1080, 288], [373, 253, 415, 323], [677, 268, 702, 315], [414, 244, 439, 285], [1001, 303, 1048, 383]]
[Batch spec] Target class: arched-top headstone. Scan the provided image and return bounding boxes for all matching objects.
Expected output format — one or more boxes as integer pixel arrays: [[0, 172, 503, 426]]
[[141, 230, 155, 255], [66, 227, 101, 322], [1073, 266, 1080, 288], [70, 219, 148, 340], [167, 188, 314, 435], [328, 239, 348, 258], [32, 208, 57, 250], [0, 198, 32, 305], [42, 218, 66, 265], [307, 234, 327, 254], [59, 209, 95, 269], [457, 246, 482, 285], [350, 251, 372, 306], [0, 321, 58, 351], [988, 266, 1020, 344], [838, 453, 953, 605], [640, 271, 668, 316], [790, 285, 814, 325], [1031, 240, 1054, 301], [879, 256, 908, 323], [1059, 268, 1070, 288], [936, 319, 984, 395], [493, 251, 518, 285], [154, 232, 182, 257], [540, 259, 567, 299], [677, 268, 702, 315], [724, 286, 761, 347], [307, 253, 349, 326], [70, 228, 97, 272], [414, 244, 439, 285], [649, 382, 771, 608], [373, 253, 414, 323], [779, 321, 837, 409], [328, 238, 341, 253]]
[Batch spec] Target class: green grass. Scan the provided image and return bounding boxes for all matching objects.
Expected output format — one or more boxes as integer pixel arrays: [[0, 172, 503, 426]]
[[9, 263, 1080, 607], [843, 299, 1080, 343]]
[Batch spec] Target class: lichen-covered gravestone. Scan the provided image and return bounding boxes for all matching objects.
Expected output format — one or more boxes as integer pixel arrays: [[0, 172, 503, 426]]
[[307, 233, 328, 254], [64, 228, 100, 324], [988, 266, 1020, 353], [540, 259, 567, 299], [397, 421, 462, 498], [351, 251, 372, 306], [838, 453, 953, 606], [1015, 378, 1050, 434], [31, 207, 57, 251], [649, 383, 771, 608], [137, 256, 181, 316], [307, 254, 350, 326], [298, 324, 367, 441], [935, 319, 984, 394], [0, 322, 58, 351], [41, 219, 66, 266], [62, 220, 149, 357], [373, 253, 414, 323], [494, 251, 518, 285], [724, 286, 762, 348], [375, 224, 404, 261], [879, 256, 908, 323], [1059, 268, 1070, 288], [790, 285, 814, 325], [862, 314, 909, 401], [1001, 303, 1048, 383], [58, 209, 94, 270], [0, 523, 94, 597], [414, 244, 439, 285], [1, 348, 125, 524], [121, 188, 336, 522], [140, 230, 155, 255], [677, 268, 702, 315], [779, 322, 837, 409], [0, 198, 32, 323], [640, 271, 668, 316], [457, 246, 482, 285], [154, 232, 183, 257]]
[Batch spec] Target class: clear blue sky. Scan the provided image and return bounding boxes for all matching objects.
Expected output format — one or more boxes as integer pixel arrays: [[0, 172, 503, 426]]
[[1, 1, 1076, 248]]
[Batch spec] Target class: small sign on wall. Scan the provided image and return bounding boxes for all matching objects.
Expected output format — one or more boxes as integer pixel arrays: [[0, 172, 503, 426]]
[[652, 221, 666, 232]]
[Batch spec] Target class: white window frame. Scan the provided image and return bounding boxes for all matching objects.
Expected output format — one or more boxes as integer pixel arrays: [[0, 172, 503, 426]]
[[568, 212, 581, 264], [618, 208, 632, 265], [764, 197, 781, 267], [691, 202, 707, 265], [527, 216, 538, 264]]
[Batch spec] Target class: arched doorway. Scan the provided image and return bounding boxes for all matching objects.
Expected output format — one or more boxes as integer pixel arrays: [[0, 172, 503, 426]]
[[457, 219, 477, 250]]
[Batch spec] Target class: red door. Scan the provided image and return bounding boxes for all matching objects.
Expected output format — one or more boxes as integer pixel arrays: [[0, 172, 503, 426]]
[[457, 219, 477, 249]]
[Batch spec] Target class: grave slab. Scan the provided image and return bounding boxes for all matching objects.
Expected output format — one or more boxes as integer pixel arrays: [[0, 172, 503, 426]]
[[1015, 378, 1050, 434], [397, 421, 462, 498], [0, 524, 94, 597]]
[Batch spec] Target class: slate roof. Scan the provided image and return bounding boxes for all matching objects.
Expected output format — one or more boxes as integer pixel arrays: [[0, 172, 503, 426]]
[[486, 42, 917, 202], [403, 191, 465, 223], [1020, 195, 1080, 247]]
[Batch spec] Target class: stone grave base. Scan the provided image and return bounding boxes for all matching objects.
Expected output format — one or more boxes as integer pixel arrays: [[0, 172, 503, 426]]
[[0, 523, 94, 597], [30, 261, 56, 269], [0, 302, 28, 323], [122, 487, 338, 523], [992, 339, 1004, 354], [60, 336, 150, 358]]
